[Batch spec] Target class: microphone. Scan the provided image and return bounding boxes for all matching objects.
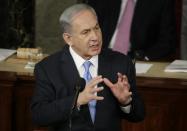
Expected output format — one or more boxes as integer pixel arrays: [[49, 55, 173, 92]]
[[69, 78, 85, 131], [71, 78, 86, 110]]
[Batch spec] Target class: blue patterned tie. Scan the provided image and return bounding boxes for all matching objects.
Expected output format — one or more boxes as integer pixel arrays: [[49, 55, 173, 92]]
[[83, 61, 96, 123]]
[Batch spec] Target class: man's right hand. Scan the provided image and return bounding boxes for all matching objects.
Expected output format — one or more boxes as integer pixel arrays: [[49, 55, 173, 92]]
[[77, 75, 104, 106]]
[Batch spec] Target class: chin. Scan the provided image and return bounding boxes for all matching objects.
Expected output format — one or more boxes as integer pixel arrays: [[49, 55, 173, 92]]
[[92, 51, 100, 56]]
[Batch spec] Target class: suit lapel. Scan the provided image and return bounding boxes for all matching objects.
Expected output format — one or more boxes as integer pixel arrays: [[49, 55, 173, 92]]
[[59, 45, 93, 124], [59, 45, 80, 95]]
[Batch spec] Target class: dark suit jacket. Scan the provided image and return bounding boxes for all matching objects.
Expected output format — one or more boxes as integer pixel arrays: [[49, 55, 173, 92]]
[[31, 45, 145, 131], [85, 0, 176, 60]]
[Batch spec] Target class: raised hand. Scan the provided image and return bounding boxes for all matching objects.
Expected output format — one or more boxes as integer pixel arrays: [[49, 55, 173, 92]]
[[77, 75, 104, 106], [103, 72, 132, 105]]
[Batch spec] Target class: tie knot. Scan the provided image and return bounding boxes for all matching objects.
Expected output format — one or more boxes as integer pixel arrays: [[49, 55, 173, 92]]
[[83, 61, 92, 71]]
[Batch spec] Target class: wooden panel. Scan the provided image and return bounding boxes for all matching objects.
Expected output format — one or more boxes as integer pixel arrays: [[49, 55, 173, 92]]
[[122, 77, 187, 131], [13, 79, 35, 131], [12, 75, 48, 131], [0, 72, 16, 131]]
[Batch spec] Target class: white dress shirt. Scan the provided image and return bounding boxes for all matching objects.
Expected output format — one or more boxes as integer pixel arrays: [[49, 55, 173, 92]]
[[69, 46, 131, 113], [69, 46, 98, 79]]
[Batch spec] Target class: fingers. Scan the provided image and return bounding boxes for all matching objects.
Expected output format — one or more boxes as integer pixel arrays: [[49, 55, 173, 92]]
[[103, 78, 114, 89], [87, 75, 103, 88], [89, 87, 104, 101], [117, 72, 123, 82], [85, 75, 104, 93], [77, 86, 104, 105], [79, 76, 104, 104], [117, 72, 128, 82], [85, 73, 132, 105], [92, 95, 104, 101], [117, 73, 130, 89], [91, 86, 104, 93]]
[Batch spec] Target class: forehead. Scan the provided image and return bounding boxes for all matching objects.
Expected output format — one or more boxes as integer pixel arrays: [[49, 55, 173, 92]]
[[71, 10, 98, 30]]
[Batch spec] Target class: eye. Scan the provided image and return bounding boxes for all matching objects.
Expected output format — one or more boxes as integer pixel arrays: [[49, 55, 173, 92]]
[[81, 29, 90, 35], [95, 25, 100, 30]]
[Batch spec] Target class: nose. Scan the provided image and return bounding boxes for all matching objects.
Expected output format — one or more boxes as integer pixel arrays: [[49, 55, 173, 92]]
[[90, 30, 98, 40]]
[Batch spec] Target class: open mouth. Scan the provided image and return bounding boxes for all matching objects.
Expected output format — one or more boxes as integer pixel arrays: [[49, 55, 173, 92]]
[[90, 43, 100, 50]]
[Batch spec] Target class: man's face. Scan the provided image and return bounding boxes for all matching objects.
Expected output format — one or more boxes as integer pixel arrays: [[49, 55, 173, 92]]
[[64, 10, 102, 59]]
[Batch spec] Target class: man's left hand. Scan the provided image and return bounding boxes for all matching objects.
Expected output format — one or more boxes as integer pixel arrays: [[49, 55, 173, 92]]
[[103, 72, 132, 105]]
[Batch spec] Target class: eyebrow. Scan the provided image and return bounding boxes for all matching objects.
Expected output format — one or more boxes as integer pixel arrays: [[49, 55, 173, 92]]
[[84, 22, 99, 31]]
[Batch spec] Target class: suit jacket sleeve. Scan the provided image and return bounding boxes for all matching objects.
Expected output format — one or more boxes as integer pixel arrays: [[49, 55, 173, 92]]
[[103, 50, 145, 122], [31, 63, 75, 126], [121, 57, 145, 122], [116, 55, 145, 122]]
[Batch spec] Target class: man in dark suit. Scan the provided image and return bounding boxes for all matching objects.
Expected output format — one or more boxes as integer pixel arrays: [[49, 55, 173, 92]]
[[82, 0, 176, 61], [31, 4, 145, 131]]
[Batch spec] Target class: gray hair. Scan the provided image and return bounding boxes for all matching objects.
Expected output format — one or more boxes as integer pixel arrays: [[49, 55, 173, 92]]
[[59, 4, 97, 33]]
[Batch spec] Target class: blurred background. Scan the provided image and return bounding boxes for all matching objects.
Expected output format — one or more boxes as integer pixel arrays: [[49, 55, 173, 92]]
[[0, 0, 186, 59]]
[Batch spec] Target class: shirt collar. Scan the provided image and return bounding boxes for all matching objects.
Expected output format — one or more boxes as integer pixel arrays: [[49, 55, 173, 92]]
[[69, 46, 98, 69]]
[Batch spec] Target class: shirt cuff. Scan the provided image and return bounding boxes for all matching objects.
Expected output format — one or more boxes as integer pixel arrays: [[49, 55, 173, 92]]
[[120, 105, 131, 113], [120, 97, 132, 113]]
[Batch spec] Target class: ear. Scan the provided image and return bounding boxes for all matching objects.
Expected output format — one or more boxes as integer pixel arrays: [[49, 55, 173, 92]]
[[63, 33, 72, 46]]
